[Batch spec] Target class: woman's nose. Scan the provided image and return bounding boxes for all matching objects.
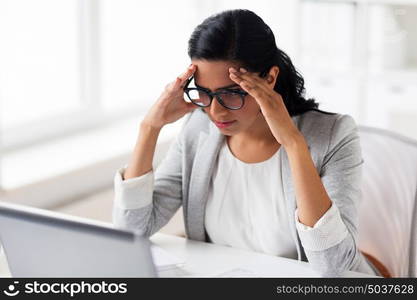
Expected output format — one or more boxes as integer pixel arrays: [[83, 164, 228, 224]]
[[209, 96, 228, 115]]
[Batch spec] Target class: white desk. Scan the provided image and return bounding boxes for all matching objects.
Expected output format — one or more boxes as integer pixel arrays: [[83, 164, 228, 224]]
[[150, 233, 376, 277], [0, 233, 377, 277]]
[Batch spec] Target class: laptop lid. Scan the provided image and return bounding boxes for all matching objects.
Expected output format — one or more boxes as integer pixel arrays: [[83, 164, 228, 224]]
[[0, 202, 157, 277]]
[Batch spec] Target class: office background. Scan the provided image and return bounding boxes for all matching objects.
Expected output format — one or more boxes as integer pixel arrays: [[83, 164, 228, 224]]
[[0, 0, 416, 235]]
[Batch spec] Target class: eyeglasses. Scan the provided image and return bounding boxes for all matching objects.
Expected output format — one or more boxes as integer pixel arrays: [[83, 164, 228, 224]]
[[183, 76, 249, 110]]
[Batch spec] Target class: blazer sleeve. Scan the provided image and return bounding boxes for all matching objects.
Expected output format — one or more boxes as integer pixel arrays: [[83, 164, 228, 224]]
[[112, 114, 191, 237], [300, 114, 375, 276]]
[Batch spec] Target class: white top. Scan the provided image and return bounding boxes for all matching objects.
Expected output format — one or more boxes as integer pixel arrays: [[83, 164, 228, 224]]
[[203, 138, 348, 257], [205, 139, 298, 259]]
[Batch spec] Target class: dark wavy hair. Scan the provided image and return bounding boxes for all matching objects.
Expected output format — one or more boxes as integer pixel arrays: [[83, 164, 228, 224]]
[[187, 9, 335, 116]]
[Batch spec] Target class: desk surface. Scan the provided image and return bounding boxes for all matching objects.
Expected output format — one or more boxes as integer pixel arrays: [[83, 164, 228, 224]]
[[150, 233, 376, 277], [0, 233, 376, 277]]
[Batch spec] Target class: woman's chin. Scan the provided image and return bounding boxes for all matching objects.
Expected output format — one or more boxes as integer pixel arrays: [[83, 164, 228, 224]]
[[218, 126, 240, 136]]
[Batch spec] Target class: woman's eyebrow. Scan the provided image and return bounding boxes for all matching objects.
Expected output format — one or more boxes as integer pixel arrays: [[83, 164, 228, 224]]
[[195, 82, 240, 90]]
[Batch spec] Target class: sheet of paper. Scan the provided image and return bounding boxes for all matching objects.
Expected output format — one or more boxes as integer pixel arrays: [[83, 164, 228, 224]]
[[213, 268, 261, 277], [239, 257, 320, 277], [150, 245, 185, 271], [203, 256, 320, 277]]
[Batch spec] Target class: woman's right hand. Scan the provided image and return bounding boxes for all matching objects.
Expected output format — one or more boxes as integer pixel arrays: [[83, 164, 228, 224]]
[[142, 64, 198, 129]]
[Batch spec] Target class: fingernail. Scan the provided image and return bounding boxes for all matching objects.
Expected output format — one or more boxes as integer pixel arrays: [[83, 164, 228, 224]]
[[229, 67, 237, 72], [240, 67, 247, 73]]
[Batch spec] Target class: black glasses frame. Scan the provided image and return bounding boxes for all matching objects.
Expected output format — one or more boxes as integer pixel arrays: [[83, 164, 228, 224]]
[[183, 76, 249, 110]]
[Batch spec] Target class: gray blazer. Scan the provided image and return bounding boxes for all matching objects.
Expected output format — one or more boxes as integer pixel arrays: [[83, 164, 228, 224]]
[[113, 108, 380, 277]]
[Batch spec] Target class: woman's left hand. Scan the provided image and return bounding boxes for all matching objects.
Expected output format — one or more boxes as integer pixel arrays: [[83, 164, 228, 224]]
[[229, 67, 304, 149]]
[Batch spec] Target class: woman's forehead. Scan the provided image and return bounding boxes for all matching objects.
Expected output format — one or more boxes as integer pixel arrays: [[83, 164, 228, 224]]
[[192, 60, 241, 90]]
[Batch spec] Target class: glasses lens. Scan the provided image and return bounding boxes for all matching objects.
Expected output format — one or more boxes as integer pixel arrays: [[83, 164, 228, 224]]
[[185, 88, 211, 107], [218, 91, 244, 109]]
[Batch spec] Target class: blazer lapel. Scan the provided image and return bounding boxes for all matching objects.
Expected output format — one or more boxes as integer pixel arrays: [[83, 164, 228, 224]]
[[187, 123, 225, 241], [280, 114, 308, 261], [280, 146, 302, 260]]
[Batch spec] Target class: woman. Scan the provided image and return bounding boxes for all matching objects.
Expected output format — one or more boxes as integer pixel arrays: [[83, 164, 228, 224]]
[[113, 9, 382, 277]]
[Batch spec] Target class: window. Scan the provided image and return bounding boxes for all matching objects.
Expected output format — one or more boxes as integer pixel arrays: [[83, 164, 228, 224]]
[[100, 0, 196, 111], [0, 0, 81, 138], [0, 0, 208, 191]]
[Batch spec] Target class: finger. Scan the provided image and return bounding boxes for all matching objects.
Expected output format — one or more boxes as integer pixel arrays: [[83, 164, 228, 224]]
[[174, 65, 196, 89], [228, 68, 254, 85], [229, 72, 245, 85], [229, 69, 271, 95], [236, 68, 266, 87], [186, 102, 198, 111], [229, 72, 269, 96], [180, 65, 196, 82], [229, 67, 266, 85], [240, 81, 265, 98], [235, 78, 271, 107], [229, 72, 254, 92]]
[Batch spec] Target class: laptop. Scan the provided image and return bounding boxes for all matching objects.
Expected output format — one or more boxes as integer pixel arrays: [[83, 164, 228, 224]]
[[0, 202, 161, 277]]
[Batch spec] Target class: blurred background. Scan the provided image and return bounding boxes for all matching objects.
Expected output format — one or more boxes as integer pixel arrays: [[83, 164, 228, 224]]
[[0, 0, 416, 233]]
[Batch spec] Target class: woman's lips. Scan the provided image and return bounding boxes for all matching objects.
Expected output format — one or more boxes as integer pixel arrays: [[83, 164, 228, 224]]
[[214, 120, 236, 128]]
